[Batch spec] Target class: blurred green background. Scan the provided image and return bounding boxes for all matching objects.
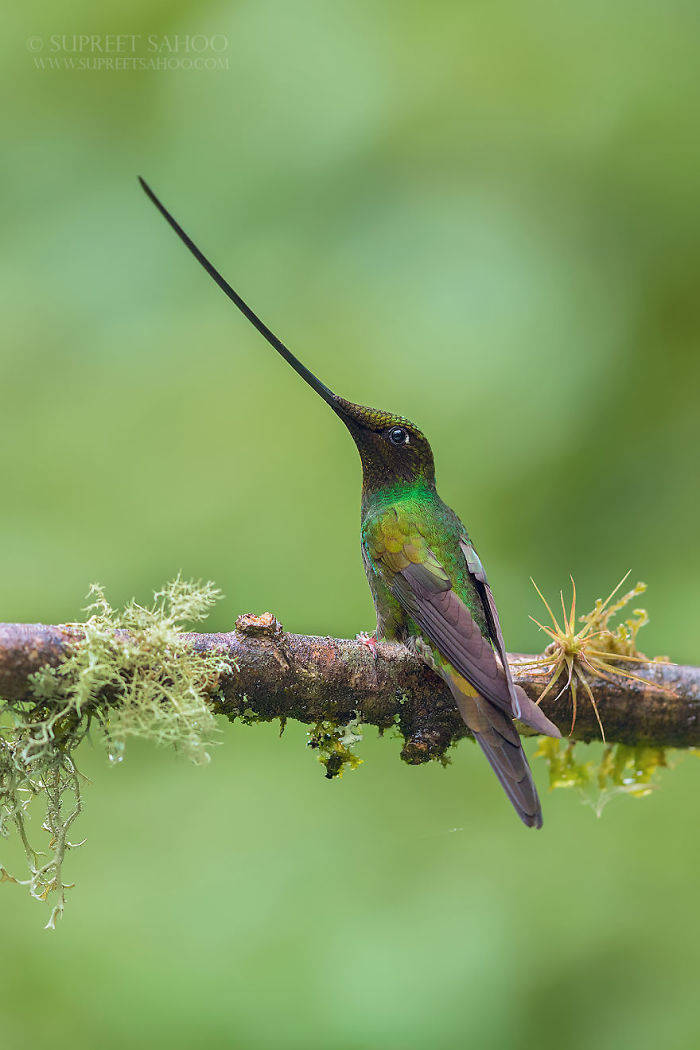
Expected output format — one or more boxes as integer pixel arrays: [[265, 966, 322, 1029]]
[[2, 2, 700, 1047]]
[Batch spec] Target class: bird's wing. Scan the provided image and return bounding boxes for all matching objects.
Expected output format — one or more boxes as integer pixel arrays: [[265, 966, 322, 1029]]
[[458, 536, 561, 738], [363, 509, 560, 738], [458, 538, 522, 717], [363, 509, 516, 717]]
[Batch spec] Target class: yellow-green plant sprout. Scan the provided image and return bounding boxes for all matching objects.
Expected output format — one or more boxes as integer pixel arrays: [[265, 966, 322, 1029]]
[[0, 578, 227, 929], [534, 737, 593, 791], [535, 737, 672, 817], [591, 743, 669, 815], [525, 574, 677, 815], [517, 573, 669, 742]]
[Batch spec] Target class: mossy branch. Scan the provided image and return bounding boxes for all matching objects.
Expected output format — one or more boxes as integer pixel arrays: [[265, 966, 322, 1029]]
[[1, 615, 697, 756], [1, 578, 698, 927]]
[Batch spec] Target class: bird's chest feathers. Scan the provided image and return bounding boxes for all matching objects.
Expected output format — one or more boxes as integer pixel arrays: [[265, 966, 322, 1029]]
[[361, 492, 442, 641]]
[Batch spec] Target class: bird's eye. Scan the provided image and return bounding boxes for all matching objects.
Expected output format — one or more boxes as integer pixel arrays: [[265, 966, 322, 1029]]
[[388, 426, 409, 446]]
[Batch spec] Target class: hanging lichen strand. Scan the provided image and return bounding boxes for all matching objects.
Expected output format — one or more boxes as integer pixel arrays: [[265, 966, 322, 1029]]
[[0, 578, 227, 929]]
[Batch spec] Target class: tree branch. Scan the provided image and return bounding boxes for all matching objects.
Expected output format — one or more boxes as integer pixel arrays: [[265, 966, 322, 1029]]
[[0, 615, 697, 759]]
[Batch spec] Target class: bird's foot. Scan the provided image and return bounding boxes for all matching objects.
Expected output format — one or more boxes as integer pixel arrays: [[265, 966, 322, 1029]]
[[356, 631, 378, 658]]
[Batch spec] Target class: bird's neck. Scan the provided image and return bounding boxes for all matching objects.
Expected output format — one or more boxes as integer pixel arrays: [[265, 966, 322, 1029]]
[[361, 477, 438, 520]]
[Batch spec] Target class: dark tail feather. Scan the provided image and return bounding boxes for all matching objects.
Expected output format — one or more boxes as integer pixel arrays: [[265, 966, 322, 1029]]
[[452, 687, 543, 828], [474, 729, 543, 829]]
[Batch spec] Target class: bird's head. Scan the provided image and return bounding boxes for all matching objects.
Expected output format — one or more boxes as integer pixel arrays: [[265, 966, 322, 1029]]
[[330, 398, 435, 491]]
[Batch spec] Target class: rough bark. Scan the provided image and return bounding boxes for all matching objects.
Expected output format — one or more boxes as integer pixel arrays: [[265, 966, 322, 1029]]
[[0, 615, 697, 760]]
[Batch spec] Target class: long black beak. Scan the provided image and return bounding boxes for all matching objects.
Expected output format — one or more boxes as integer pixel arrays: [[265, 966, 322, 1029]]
[[138, 177, 342, 414]]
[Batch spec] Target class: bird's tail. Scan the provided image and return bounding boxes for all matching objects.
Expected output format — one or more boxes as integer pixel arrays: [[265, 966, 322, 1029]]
[[473, 727, 542, 829], [450, 677, 544, 828]]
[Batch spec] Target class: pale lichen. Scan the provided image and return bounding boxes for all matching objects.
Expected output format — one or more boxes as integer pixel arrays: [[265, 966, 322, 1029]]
[[0, 577, 226, 928], [307, 716, 363, 778]]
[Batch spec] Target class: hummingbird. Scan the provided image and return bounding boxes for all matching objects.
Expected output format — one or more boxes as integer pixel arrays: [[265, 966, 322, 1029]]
[[139, 177, 561, 827]]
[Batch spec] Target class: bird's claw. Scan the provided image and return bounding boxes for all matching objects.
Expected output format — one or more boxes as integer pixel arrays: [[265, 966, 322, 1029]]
[[356, 631, 378, 658]]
